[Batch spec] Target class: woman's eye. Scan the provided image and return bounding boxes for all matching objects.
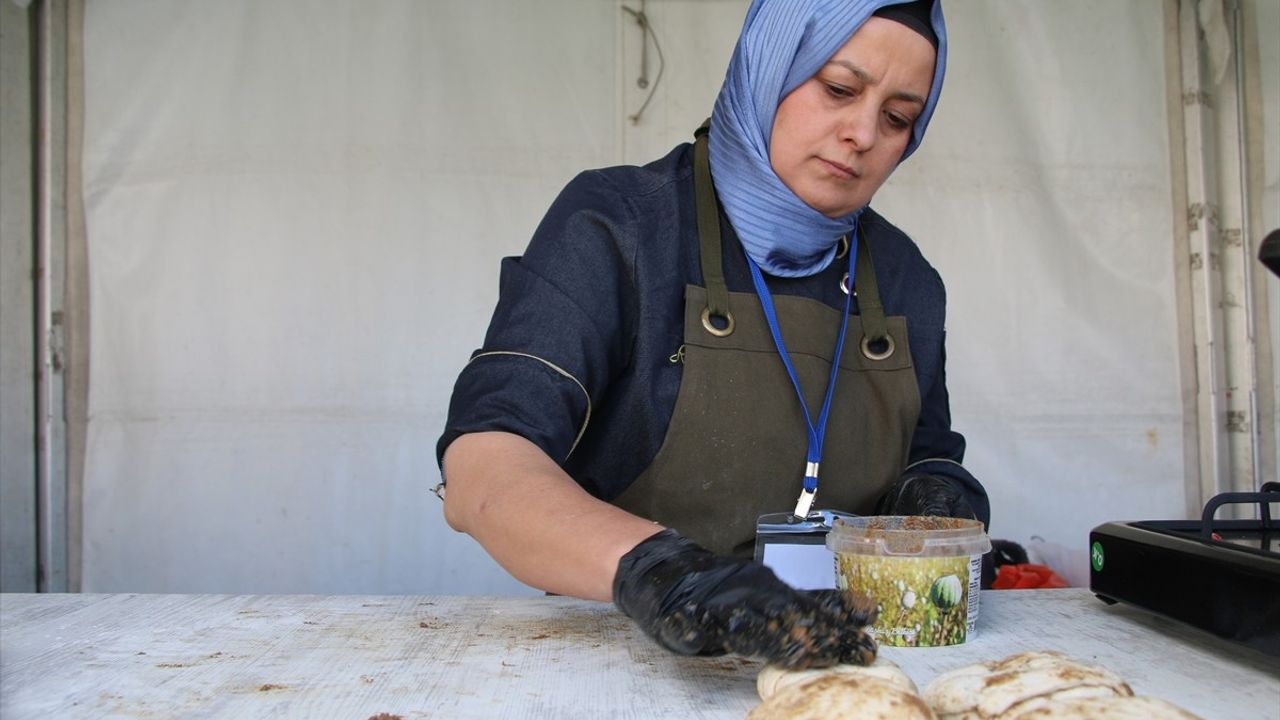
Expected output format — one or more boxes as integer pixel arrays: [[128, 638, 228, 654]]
[[824, 82, 856, 99], [885, 112, 912, 131]]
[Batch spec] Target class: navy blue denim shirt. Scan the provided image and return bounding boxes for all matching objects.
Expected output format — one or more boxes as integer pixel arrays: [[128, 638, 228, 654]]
[[438, 143, 988, 525]]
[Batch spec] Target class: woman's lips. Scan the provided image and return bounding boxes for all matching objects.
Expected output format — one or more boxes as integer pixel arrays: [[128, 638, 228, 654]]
[[820, 158, 858, 180]]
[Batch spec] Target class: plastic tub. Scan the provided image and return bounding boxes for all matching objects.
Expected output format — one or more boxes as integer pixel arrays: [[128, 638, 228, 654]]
[[827, 516, 991, 647]]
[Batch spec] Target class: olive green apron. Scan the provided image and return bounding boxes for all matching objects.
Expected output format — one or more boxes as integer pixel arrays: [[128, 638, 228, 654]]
[[613, 125, 923, 556]]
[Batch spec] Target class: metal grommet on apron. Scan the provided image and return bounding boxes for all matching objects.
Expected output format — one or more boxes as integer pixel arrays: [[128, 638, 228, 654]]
[[700, 306, 735, 337], [844, 242, 896, 362], [860, 334, 895, 361], [612, 121, 923, 556]]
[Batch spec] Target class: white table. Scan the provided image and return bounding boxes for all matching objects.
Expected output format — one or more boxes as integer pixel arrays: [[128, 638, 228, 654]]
[[2, 590, 1277, 719]]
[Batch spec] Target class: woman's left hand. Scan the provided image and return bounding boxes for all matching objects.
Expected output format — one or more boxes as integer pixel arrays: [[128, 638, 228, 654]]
[[877, 474, 975, 519]]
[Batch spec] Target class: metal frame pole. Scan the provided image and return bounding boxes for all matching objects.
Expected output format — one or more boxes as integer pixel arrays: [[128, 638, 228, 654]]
[[34, 0, 65, 592]]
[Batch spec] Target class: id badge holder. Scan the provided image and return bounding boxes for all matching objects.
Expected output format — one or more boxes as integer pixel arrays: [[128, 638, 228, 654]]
[[754, 510, 859, 590]]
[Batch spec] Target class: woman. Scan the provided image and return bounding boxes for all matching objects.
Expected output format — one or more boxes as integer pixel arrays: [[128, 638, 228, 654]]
[[437, 0, 988, 668]]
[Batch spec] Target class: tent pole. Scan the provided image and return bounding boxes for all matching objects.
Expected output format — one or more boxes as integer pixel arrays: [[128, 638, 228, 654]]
[[34, 0, 67, 593]]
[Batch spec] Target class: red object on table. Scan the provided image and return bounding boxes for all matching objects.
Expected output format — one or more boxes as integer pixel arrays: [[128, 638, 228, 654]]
[[992, 562, 1070, 589]]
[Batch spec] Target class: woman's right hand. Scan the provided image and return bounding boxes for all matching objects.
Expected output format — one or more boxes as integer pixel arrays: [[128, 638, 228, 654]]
[[613, 529, 879, 669]]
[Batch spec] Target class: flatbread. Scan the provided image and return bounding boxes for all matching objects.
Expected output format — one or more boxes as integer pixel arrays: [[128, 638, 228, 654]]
[[1000, 695, 1202, 720], [924, 652, 1074, 716], [989, 652, 1073, 674], [922, 652, 1132, 720], [924, 661, 998, 717], [747, 673, 936, 720], [976, 659, 1132, 717], [756, 656, 917, 700], [995, 685, 1134, 719]]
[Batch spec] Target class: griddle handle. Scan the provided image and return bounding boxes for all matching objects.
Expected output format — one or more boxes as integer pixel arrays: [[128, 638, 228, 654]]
[[1199, 491, 1280, 541]]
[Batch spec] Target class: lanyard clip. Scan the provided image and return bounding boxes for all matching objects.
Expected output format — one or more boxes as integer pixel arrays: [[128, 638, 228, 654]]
[[793, 461, 819, 519], [792, 487, 816, 520]]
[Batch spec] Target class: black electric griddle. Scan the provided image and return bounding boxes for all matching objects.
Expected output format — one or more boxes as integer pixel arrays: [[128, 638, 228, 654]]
[[1090, 482, 1280, 657]]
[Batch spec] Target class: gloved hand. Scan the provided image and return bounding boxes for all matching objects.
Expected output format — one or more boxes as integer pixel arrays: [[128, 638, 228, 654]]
[[613, 529, 878, 669], [877, 474, 976, 519]]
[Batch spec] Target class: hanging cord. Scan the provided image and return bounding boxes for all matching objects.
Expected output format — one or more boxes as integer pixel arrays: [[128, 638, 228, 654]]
[[621, 0, 665, 124]]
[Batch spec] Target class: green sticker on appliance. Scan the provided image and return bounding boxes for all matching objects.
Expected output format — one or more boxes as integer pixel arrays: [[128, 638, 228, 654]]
[[1091, 541, 1104, 571]]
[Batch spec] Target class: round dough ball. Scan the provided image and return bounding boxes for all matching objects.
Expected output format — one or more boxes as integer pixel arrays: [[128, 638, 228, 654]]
[[757, 656, 917, 701], [1000, 695, 1202, 720], [976, 657, 1132, 718], [922, 660, 997, 717], [923, 652, 1133, 720], [748, 673, 936, 720], [996, 685, 1135, 719]]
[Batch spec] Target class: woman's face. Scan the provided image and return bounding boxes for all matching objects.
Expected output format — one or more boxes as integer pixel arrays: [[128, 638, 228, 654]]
[[769, 16, 936, 219]]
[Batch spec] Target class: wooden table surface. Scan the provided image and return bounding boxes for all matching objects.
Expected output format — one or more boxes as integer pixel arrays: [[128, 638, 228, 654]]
[[2, 589, 1277, 719]]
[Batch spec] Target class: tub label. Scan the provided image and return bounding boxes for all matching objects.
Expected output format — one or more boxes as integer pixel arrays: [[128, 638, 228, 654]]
[[966, 553, 982, 635], [836, 553, 977, 647]]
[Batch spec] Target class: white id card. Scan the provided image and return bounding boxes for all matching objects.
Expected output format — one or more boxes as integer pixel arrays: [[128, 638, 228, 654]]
[[754, 510, 859, 591]]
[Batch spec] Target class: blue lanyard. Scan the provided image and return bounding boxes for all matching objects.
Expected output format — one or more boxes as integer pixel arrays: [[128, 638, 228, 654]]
[[745, 232, 857, 518]]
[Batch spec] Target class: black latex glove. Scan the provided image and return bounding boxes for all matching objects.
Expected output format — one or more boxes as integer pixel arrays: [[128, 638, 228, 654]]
[[613, 529, 878, 669], [877, 474, 976, 520]]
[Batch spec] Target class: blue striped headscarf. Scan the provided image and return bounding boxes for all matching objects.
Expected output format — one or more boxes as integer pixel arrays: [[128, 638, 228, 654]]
[[709, 0, 947, 277]]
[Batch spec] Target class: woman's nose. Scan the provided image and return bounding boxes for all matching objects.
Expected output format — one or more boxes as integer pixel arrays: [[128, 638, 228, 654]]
[[838, 106, 877, 151]]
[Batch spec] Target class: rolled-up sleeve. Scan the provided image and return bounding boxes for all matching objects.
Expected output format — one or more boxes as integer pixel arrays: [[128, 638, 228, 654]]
[[436, 171, 635, 475]]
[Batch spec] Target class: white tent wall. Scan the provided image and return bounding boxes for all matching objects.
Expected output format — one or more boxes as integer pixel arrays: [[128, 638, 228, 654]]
[[80, 0, 622, 594], [77, 0, 1276, 594], [1, 0, 38, 593]]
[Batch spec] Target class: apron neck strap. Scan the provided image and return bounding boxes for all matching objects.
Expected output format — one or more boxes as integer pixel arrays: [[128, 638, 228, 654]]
[[852, 234, 890, 355], [693, 121, 733, 334]]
